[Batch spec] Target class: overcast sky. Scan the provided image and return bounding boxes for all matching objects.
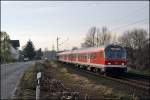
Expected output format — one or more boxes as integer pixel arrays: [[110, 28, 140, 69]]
[[1, 1, 149, 51]]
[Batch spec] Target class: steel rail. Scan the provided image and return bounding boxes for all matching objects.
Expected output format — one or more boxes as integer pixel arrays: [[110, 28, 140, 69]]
[[67, 63, 150, 92]]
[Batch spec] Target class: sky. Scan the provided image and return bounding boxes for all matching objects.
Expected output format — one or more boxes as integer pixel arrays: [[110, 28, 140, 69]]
[[1, 1, 149, 51]]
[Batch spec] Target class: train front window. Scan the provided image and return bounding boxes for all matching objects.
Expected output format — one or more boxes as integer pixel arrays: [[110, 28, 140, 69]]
[[105, 46, 126, 59]]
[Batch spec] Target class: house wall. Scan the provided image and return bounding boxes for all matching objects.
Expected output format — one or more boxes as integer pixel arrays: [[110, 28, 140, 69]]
[[10, 45, 19, 60]]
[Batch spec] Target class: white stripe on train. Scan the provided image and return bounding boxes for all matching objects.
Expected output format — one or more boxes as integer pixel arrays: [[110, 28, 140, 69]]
[[59, 60, 126, 68]]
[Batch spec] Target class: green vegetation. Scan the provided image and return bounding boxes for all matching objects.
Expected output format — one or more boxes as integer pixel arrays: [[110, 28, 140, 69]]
[[15, 64, 37, 99], [0, 31, 13, 63], [14, 61, 48, 99], [34, 48, 43, 60], [15, 61, 146, 99], [82, 27, 149, 72], [128, 67, 150, 76], [22, 40, 36, 60]]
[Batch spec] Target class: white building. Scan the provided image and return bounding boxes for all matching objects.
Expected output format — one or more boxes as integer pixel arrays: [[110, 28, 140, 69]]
[[10, 45, 19, 60], [10, 40, 20, 61]]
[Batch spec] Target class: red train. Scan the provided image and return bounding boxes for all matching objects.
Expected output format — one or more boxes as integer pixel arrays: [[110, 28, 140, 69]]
[[57, 44, 127, 74]]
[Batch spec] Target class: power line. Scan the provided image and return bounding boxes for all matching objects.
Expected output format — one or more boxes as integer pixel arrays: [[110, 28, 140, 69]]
[[56, 36, 69, 51], [110, 18, 149, 31], [59, 38, 69, 46], [111, 5, 149, 24]]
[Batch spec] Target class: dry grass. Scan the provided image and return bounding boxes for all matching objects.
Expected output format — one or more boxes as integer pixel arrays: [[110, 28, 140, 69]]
[[44, 61, 118, 99], [15, 60, 141, 99], [48, 61, 142, 100], [13, 64, 36, 99]]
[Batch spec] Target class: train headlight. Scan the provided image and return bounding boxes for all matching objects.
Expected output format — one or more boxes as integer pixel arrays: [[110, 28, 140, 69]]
[[108, 62, 111, 65], [122, 63, 124, 65]]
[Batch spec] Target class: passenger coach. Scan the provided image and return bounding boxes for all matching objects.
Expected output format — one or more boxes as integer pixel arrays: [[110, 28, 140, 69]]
[[57, 44, 127, 74]]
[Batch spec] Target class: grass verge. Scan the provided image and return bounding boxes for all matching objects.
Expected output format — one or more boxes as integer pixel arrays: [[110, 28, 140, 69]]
[[13, 64, 36, 99], [42, 61, 140, 100], [128, 67, 150, 76], [14, 60, 147, 99]]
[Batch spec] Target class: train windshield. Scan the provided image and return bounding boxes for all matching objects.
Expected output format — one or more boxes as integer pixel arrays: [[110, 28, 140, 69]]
[[105, 46, 126, 59]]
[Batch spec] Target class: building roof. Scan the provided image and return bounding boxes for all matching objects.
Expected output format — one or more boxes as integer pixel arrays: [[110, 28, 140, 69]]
[[10, 40, 20, 48]]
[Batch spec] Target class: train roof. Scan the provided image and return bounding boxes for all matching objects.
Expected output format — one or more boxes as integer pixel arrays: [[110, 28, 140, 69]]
[[57, 44, 122, 55]]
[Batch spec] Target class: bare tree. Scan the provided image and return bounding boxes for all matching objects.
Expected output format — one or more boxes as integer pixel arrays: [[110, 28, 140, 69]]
[[118, 29, 148, 50], [72, 46, 78, 50], [81, 26, 97, 48], [111, 33, 117, 44], [97, 26, 111, 46], [118, 29, 149, 70], [81, 26, 112, 48], [118, 31, 133, 48]]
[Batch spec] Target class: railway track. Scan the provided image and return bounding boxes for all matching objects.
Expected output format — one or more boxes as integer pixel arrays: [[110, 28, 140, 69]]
[[118, 77, 150, 87], [104, 76, 150, 91], [90, 71, 149, 91], [59, 62, 150, 93], [126, 72, 150, 80]]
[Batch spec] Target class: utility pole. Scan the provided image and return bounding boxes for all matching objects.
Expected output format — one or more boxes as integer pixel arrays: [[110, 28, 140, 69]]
[[56, 37, 60, 52], [56, 36, 69, 52]]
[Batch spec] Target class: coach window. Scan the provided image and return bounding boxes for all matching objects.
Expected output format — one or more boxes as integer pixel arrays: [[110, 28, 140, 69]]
[[94, 53, 96, 58], [85, 54, 87, 59], [100, 51, 103, 57], [72, 54, 74, 59], [90, 53, 93, 59], [90, 54, 92, 59], [82, 54, 84, 59], [78, 54, 80, 59], [93, 53, 96, 59]]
